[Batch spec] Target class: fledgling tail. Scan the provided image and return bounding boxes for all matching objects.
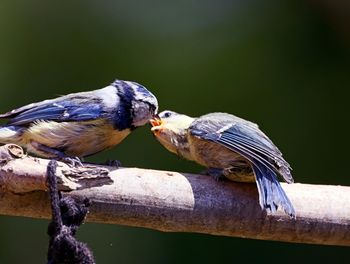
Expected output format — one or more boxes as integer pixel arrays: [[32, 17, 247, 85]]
[[253, 163, 295, 218], [0, 125, 24, 144]]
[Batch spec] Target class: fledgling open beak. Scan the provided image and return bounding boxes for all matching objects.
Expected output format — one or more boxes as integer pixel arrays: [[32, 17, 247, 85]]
[[150, 114, 162, 127], [150, 115, 164, 135]]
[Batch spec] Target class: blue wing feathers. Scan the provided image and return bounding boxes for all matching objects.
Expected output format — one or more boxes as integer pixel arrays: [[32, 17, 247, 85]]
[[197, 128, 285, 177], [219, 134, 278, 174], [1, 97, 104, 125], [192, 125, 284, 175], [225, 124, 278, 153], [192, 122, 295, 216], [217, 126, 295, 216], [219, 125, 293, 183]]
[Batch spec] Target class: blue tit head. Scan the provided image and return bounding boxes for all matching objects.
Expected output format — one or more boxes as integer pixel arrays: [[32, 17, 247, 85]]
[[112, 80, 159, 128]]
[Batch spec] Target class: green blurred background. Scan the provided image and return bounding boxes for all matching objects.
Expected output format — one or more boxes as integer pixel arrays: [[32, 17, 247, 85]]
[[0, 1, 349, 263]]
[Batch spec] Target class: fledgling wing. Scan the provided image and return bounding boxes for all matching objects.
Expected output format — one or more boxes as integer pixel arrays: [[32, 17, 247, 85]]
[[189, 113, 295, 217], [0, 92, 105, 126], [189, 113, 293, 183]]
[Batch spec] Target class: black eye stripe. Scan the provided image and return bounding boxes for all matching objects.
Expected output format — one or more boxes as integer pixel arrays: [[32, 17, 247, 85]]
[[113, 83, 134, 130]]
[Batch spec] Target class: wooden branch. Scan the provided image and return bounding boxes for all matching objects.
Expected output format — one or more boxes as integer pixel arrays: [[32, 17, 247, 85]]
[[0, 145, 349, 246]]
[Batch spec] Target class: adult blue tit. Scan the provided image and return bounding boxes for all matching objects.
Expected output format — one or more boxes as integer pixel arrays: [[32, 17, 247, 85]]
[[150, 111, 295, 217], [0, 80, 158, 165]]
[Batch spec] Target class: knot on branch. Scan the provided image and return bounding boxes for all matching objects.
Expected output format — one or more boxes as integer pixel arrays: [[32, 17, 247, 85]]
[[0, 144, 24, 164]]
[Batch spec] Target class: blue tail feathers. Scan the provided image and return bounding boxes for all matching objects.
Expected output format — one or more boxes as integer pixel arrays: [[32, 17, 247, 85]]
[[252, 163, 295, 217]]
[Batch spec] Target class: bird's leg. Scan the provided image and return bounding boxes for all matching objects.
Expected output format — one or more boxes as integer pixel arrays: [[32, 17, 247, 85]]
[[203, 167, 254, 182], [59, 156, 84, 167], [222, 166, 255, 183], [202, 168, 225, 181], [31, 141, 83, 167]]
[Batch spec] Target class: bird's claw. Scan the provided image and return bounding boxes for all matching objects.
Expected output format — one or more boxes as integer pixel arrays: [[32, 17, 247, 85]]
[[60, 156, 84, 167], [202, 168, 225, 181]]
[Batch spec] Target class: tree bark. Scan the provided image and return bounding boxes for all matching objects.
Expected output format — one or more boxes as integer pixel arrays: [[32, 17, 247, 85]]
[[0, 145, 349, 246]]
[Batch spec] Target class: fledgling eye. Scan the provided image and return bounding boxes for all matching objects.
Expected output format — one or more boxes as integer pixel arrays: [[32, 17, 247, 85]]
[[163, 111, 172, 118]]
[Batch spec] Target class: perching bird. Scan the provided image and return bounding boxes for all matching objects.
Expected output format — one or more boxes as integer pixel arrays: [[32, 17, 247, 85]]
[[0, 80, 158, 165], [150, 111, 295, 217]]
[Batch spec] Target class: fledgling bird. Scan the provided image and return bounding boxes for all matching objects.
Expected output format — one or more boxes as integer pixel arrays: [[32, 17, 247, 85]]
[[150, 111, 295, 217], [0, 80, 158, 165]]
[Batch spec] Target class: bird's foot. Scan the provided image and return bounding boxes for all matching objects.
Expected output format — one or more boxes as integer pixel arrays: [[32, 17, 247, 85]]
[[202, 168, 225, 181], [104, 159, 122, 168], [30, 141, 84, 167], [59, 156, 84, 167]]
